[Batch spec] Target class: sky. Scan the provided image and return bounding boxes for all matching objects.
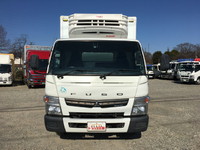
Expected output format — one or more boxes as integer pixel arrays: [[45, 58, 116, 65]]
[[0, 0, 200, 53]]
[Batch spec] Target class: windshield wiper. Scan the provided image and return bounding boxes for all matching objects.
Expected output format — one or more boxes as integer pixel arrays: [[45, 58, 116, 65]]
[[57, 69, 94, 78], [99, 69, 136, 80]]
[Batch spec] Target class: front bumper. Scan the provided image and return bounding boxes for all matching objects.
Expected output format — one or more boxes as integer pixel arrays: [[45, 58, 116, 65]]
[[147, 74, 155, 78], [0, 79, 12, 85], [28, 78, 45, 86], [44, 115, 149, 133], [180, 77, 194, 83], [0, 81, 12, 85]]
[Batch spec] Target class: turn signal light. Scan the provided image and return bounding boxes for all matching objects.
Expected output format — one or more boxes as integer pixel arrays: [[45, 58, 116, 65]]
[[43, 96, 49, 102]]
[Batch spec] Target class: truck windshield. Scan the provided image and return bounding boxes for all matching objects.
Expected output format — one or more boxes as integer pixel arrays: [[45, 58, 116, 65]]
[[0, 64, 11, 73], [38, 59, 48, 71], [31, 59, 48, 71], [147, 65, 153, 71], [170, 63, 176, 69], [48, 41, 145, 76], [195, 65, 200, 72], [179, 64, 194, 72]]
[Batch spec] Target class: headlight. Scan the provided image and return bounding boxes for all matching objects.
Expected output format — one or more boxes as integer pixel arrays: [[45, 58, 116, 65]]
[[43, 95, 62, 115], [132, 96, 149, 116], [8, 76, 12, 81]]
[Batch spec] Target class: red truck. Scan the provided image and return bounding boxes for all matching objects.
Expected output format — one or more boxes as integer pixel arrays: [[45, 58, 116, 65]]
[[23, 45, 51, 88]]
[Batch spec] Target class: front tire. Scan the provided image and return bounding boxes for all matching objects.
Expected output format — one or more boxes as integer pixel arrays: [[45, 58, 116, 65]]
[[196, 78, 200, 85]]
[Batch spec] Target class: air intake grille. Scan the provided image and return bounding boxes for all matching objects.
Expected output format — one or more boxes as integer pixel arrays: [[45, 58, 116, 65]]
[[181, 75, 189, 77], [69, 112, 124, 118], [76, 20, 120, 27], [68, 123, 124, 128], [65, 99, 129, 108]]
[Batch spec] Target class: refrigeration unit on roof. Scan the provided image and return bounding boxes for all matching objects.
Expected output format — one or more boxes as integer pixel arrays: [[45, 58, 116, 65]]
[[60, 14, 137, 40]]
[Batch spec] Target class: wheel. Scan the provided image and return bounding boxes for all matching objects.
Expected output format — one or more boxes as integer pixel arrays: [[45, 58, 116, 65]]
[[27, 83, 33, 88], [196, 78, 200, 85], [27, 84, 31, 89]]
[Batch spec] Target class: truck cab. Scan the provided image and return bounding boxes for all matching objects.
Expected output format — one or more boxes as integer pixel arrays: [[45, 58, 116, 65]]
[[24, 45, 51, 88], [0, 54, 14, 85], [147, 64, 155, 78], [179, 63, 200, 84], [44, 14, 149, 136], [176, 60, 199, 80]]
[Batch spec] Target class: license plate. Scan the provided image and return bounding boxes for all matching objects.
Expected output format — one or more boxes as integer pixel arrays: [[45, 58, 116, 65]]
[[87, 122, 106, 132]]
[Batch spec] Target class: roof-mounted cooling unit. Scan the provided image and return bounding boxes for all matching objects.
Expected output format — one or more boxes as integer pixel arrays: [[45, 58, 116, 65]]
[[60, 14, 136, 39]]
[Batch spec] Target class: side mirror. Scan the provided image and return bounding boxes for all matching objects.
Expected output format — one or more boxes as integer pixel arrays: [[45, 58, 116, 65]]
[[30, 55, 39, 70]]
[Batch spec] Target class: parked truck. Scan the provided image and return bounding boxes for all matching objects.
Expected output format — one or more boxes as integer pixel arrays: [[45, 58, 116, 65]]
[[43, 14, 149, 136], [23, 45, 51, 88], [175, 59, 198, 80], [0, 53, 14, 85], [147, 64, 155, 79], [178, 61, 200, 84]]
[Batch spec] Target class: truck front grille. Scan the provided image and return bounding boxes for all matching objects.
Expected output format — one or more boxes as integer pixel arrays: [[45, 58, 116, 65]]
[[69, 112, 124, 118], [0, 77, 7, 81], [65, 99, 128, 108], [181, 75, 189, 77]]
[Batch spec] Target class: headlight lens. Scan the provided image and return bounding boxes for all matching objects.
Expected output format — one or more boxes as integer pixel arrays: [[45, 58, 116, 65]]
[[132, 96, 149, 116], [8, 76, 12, 81], [43, 95, 62, 115]]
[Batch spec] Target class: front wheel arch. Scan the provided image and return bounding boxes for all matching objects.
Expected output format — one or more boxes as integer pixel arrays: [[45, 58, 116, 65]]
[[196, 77, 200, 85]]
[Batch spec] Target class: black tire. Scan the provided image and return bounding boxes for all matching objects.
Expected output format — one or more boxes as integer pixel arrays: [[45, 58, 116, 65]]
[[196, 78, 200, 85], [27, 83, 33, 89]]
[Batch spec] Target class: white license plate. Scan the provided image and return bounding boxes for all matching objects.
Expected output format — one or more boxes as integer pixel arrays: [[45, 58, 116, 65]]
[[87, 122, 106, 132]]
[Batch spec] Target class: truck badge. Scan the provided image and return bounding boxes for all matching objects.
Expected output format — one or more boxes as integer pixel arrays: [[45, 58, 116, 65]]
[[60, 87, 67, 93]]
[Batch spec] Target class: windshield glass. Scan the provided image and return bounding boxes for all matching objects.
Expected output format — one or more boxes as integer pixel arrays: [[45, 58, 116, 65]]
[[170, 63, 176, 69], [38, 59, 48, 71], [147, 65, 153, 71], [179, 64, 194, 72], [31, 59, 48, 71], [0, 64, 11, 73], [48, 41, 145, 76], [195, 65, 200, 72]]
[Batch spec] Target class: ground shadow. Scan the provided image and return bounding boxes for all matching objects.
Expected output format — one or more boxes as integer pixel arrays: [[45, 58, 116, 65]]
[[172, 80, 198, 85], [59, 132, 141, 140]]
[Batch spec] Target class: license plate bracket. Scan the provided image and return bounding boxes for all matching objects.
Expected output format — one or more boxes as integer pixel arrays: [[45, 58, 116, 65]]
[[87, 122, 106, 132]]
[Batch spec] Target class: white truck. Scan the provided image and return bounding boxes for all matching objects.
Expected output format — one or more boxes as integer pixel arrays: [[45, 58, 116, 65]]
[[0, 53, 14, 85], [176, 61, 199, 80], [43, 14, 149, 136], [178, 62, 200, 84], [147, 64, 155, 78]]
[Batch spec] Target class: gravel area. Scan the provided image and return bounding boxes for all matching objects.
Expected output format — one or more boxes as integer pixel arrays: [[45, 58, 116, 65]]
[[0, 79, 200, 150]]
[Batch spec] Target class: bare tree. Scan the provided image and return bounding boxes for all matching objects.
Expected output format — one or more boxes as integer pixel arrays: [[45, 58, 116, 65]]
[[0, 25, 10, 51], [144, 51, 152, 64], [174, 43, 196, 59], [10, 34, 28, 65], [194, 44, 200, 58]]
